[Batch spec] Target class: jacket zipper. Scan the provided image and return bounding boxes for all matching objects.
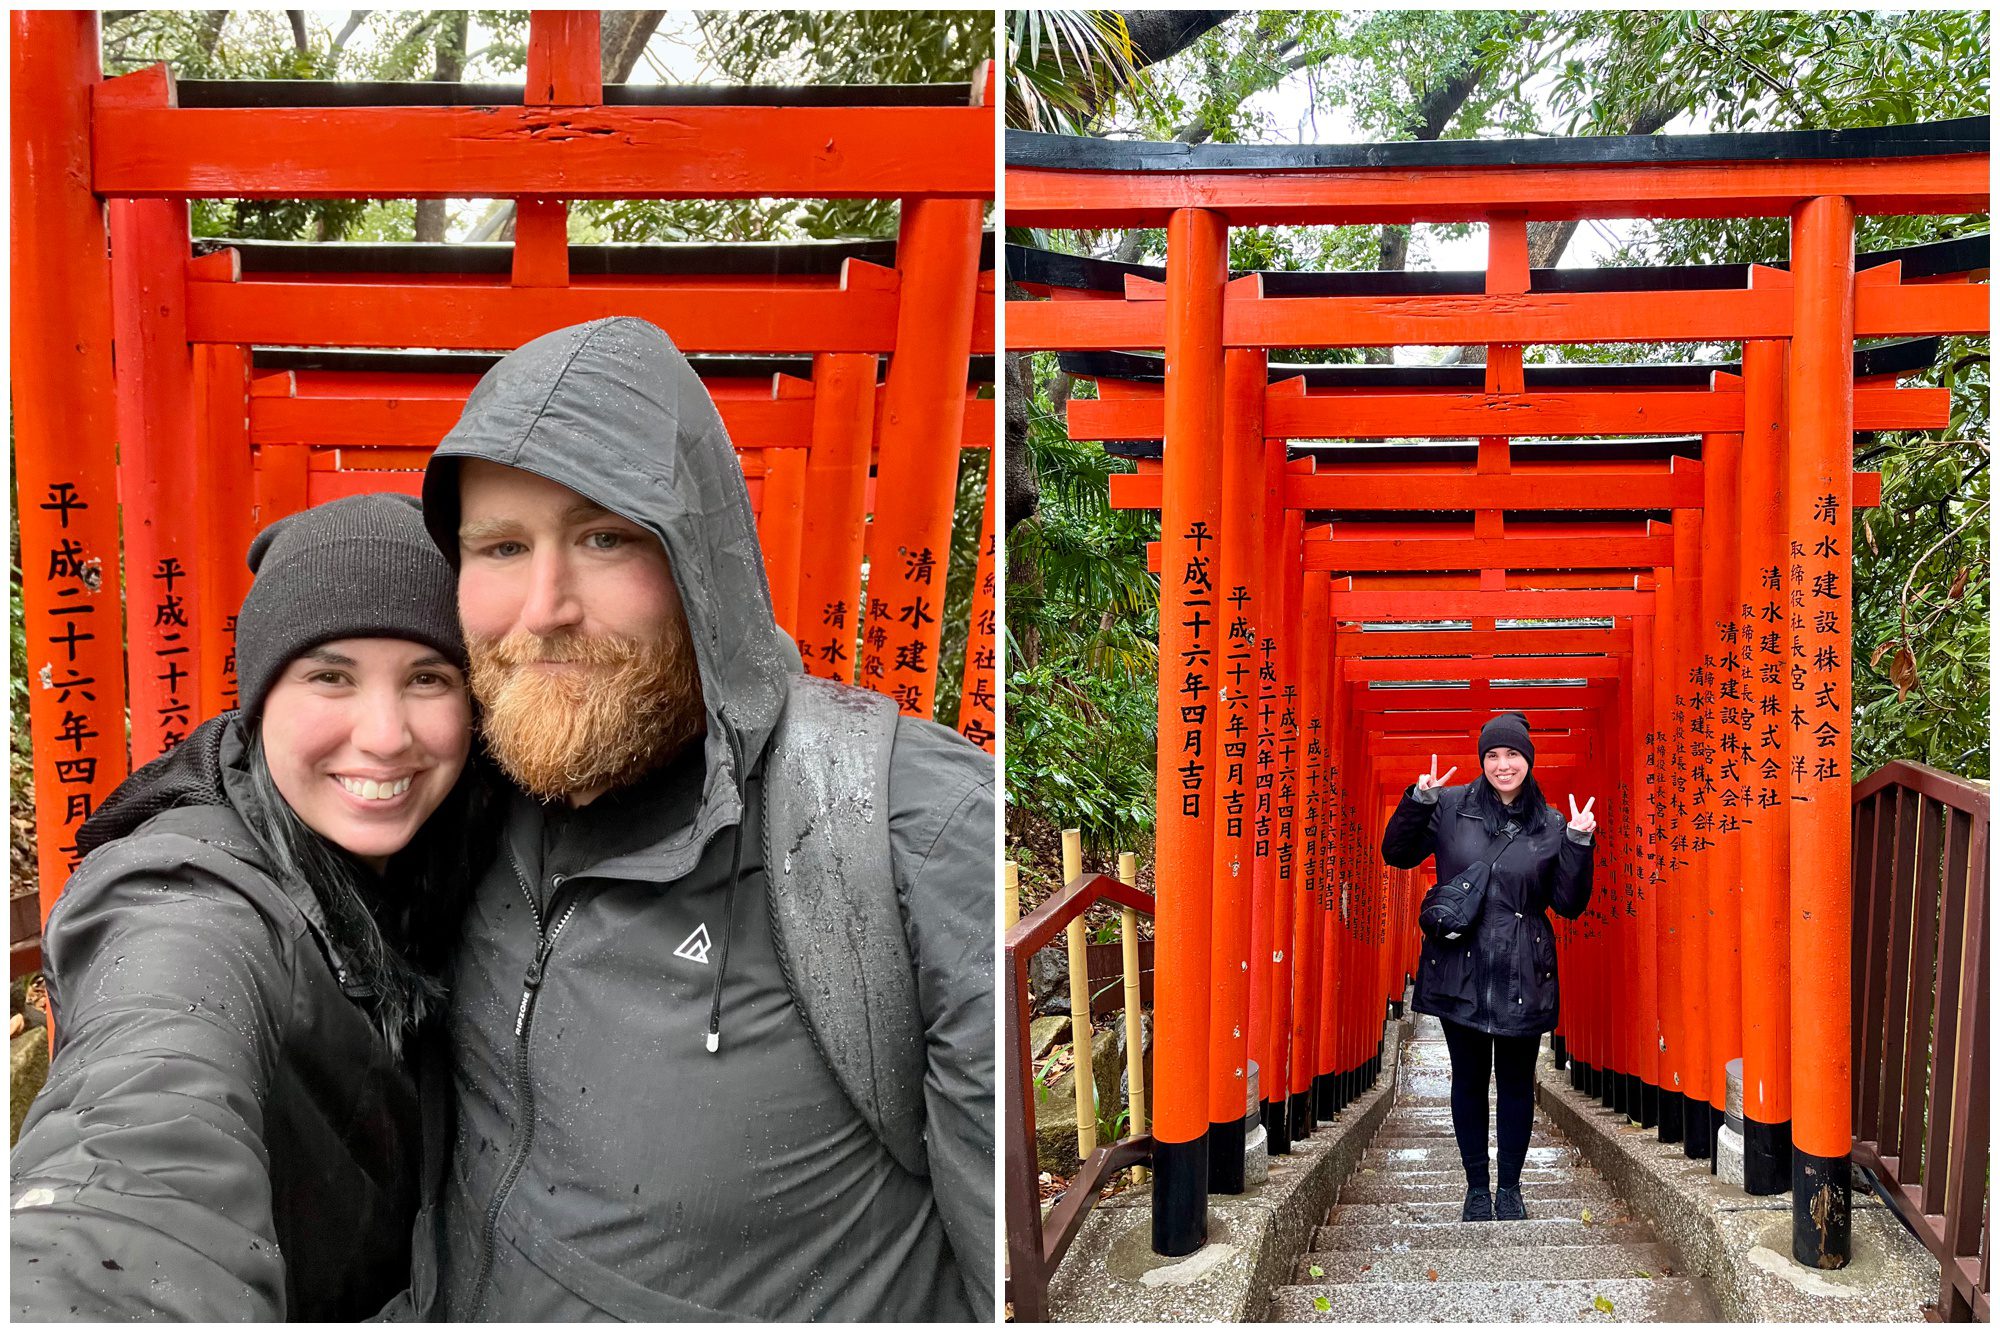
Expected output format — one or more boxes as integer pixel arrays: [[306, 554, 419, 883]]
[[468, 850, 580, 1320]]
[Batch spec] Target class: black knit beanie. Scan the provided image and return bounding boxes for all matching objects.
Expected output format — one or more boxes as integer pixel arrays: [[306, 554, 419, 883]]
[[235, 493, 467, 719], [1478, 711, 1535, 766]]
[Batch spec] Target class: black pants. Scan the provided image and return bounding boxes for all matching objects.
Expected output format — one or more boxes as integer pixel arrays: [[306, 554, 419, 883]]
[[1439, 1018, 1541, 1190]]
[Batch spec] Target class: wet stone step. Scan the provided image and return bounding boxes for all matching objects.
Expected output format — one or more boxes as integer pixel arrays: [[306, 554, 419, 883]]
[[1339, 1176, 1619, 1206], [1346, 1165, 1580, 1187], [1361, 1145, 1577, 1168], [1312, 1217, 1657, 1253], [1267, 1276, 1716, 1323], [1329, 1197, 1635, 1227], [1291, 1240, 1681, 1285]]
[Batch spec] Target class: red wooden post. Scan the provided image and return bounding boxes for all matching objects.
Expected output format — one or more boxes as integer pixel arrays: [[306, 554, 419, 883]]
[[1263, 503, 1306, 1155], [194, 344, 256, 716], [1151, 206, 1227, 1255], [1289, 563, 1331, 1141], [513, 11, 601, 289], [955, 455, 997, 752], [1700, 418, 1746, 1151], [796, 352, 877, 685], [12, 11, 131, 908], [110, 195, 203, 766], [1629, 598, 1662, 1125], [756, 445, 809, 634], [1653, 561, 1687, 1143], [1672, 508, 1713, 1158], [1786, 194, 1856, 1268], [1208, 346, 1265, 1189], [1245, 440, 1287, 1132], [1737, 333, 1794, 1192], [866, 194, 983, 719]]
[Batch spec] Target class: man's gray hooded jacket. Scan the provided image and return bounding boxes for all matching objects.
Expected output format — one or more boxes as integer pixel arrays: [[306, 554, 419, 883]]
[[415, 318, 994, 1321]]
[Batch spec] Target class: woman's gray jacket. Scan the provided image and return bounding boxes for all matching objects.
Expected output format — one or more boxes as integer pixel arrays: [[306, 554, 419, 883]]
[[10, 716, 434, 1321], [1381, 780, 1594, 1038]]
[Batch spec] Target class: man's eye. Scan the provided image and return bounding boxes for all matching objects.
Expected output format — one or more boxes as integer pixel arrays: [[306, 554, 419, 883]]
[[481, 540, 526, 559], [585, 531, 626, 551]]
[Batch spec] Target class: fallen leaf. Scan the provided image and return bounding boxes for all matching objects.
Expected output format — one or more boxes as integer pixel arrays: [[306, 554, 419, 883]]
[[1635, 1269, 1652, 1278], [1308, 1264, 1324, 1279], [1594, 1294, 1615, 1314], [1312, 1296, 1331, 1313], [1580, 1207, 1594, 1224], [1427, 1268, 1439, 1282]]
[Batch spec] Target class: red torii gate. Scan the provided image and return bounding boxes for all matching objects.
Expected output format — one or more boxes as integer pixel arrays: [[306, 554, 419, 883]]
[[1004, 115, 1987, 1291], [12, 11, 994, 958]]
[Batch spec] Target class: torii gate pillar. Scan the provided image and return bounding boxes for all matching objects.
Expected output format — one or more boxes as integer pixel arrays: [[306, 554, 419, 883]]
[[1787, 194, 1856, 1269], [1152, 207, 1228, 1256]]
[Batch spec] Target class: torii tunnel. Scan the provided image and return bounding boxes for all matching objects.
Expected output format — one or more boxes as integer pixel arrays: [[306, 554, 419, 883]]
[[1005, 117, 1990, 1269]]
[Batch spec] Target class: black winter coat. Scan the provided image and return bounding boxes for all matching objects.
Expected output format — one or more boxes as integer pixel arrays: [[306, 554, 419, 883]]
[[1381, 780, 1595, 1038], [10, 716, 441, 1321]]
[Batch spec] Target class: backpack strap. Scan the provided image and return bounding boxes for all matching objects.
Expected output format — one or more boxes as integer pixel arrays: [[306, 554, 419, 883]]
[[761, 673, 928, 1177]]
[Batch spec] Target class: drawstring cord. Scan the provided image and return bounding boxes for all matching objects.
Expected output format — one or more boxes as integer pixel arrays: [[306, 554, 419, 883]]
[[705, 709, 746, 1054]]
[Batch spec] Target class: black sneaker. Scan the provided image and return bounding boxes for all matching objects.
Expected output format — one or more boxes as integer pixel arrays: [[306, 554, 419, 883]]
[[1495, 1185, 1528, 1220], [1461, 1186, 1494, 1222]]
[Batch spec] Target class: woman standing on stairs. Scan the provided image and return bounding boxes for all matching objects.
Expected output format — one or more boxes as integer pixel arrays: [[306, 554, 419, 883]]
[[1380, 712, 1595, 1225]]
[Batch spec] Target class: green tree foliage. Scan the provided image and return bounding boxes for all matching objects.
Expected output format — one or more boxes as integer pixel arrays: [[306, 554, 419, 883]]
[[1005, 359, 1158, 855], [1008, 9, 1991, 851]]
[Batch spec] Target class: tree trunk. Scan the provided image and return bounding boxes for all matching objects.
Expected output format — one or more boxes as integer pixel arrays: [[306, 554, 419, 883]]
[[1523, 100, 1675, 269], [413, 11, 469, 242], [601, 11, 667, 83], [1004, 346, 1038, 536]]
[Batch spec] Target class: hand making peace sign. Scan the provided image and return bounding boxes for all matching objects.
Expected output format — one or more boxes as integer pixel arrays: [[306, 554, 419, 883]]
[[1414, 754, 1457, 792], [1568, 794, 1597, 835]]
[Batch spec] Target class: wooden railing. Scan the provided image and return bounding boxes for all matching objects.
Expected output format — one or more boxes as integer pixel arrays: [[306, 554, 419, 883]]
[[1851, 760, 1988, 1321], [1002, 844, 1154, 1323]]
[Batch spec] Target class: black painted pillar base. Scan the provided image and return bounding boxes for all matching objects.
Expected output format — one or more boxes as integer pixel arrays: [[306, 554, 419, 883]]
[[1600, 1064, 1618, 1110], [1151, 1136, 1209, 1256], [1743, 1115, 1792, 1196], [1658, 1089, 1685, 1144], [1683, 1098, 1715, 1160], [1793, 1149, 1852, 1269], [1262, 1098, 1290, 1155], [1287, 1090, 1312, 1143], [1637, 1079, 1659, 1130], [1389, 998, 1404, 1019], [1611, 1068, 1629, 1117], [1206, 1117, 1246, 1195], [1314, 1071, 1337, 1120], [1551, 1034, 1569, 1069], [1569, 1058, 1587, 1092]]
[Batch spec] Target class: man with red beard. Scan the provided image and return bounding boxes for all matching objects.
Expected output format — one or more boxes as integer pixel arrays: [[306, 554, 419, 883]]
[[412, 317, 994, 1321]]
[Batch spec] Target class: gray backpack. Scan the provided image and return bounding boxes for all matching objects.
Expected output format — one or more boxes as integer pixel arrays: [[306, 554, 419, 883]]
[[760, 673, 927, 1178]]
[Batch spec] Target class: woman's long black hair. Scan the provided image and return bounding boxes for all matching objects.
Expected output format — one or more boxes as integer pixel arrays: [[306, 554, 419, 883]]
[[1466, 766, 1551, 837], [243, 732, 497, 1058]]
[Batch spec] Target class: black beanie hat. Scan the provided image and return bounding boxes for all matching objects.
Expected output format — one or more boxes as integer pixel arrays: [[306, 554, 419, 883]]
[[1478, 711, 1534, 766], [235, 493, 467, 719]]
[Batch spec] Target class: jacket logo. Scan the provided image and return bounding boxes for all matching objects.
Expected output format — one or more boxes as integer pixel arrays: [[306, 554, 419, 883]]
[[673, 923, 713, 966]]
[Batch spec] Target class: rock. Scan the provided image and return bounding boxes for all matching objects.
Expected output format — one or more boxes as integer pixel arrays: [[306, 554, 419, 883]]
[[1029, 946, 1070, 1016], [12, 1027, 49, 1146], [1035, 1018, 1156, 1173], [1717, 1123, 1746, 1188]]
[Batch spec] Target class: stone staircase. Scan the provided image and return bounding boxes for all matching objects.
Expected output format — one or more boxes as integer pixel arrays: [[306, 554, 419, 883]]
[[1267, 1016, 1719, 1322]]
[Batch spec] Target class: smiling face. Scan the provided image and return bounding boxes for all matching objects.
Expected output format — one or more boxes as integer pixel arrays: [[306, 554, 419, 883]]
[[258, 638, 473, 872], [1483, 745, 1529, 799], [454, 460, 705, 804]]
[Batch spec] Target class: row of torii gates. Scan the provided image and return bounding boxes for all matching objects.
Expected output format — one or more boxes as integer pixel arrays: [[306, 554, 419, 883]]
[[11, 11, 995, 949], [1005, 117, 1989, 1281]]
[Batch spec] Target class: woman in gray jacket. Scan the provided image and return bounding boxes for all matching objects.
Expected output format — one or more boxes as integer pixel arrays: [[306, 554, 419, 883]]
[[11, 494, 489, 1321]]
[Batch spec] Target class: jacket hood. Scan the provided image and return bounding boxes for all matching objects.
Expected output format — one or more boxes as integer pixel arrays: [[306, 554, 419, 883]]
[[423, 318, 793, 853]]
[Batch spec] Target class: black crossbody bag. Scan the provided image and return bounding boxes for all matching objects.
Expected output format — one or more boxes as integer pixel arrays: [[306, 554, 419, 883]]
[[1418, 821, 1522, 943]]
